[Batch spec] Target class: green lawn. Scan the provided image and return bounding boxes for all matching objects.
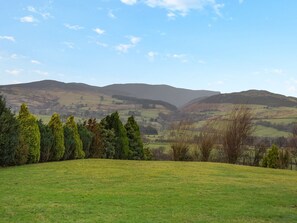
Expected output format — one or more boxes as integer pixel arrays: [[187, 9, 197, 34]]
[[1, 160, 297, 223]]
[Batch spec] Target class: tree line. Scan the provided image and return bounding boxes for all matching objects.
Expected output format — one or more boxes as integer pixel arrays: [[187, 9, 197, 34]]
[[0, 95, 147, 167], [168, 105, 297, 169]]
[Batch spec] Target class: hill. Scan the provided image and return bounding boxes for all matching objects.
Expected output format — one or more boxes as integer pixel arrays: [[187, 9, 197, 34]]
[[188, 90, 297, 107], [0, 159, 296, 222], [102, 83, 219, 107]]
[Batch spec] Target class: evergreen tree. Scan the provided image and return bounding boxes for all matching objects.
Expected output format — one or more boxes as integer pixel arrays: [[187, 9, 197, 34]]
[[38, 120, 54, 162], [125, 116, 144, 160], [0, 95, 19, 166], [48, 113, 65, 161], [100, 119, 115, 159], [17, 104, 40, 164], [64, 116, 85, 159], [78, 123, 93, 158], [86, 118, 104, 158], [262, 144, 280, 168], [103, 112, 129, 159]]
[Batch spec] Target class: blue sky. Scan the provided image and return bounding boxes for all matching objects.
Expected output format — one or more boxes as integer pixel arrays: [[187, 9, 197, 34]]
[[1, 0, 297, 96]]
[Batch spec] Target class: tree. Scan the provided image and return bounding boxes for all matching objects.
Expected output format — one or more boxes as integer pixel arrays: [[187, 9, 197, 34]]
[[169, 120, 193, 161], [102, 112, 129, 159], [17, 104, 40, 164], [78, 123, 93, 158], [0, 95, 19, 166], [85, 118, 104, 158], [221, 105, 255, 164], [125, 116, 144, 160], [100, 120, 116, 159], [196, 120, 217, 162], [38, 119, 54, 162], [63, 116, 85, 160], [262, 144, 280, 168], [48, 113, 65, 161]]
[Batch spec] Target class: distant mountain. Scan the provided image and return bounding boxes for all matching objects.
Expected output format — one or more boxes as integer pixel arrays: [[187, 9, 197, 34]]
[[102, 83, 220, 107], [184, 90, 297, 110]]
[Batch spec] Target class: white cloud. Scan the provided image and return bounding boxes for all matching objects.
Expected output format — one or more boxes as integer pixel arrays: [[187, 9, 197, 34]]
[[95, 41, 108, 48], [93, 28, 105, 35], [239, 0, 244, 4], [264, 68, 285, 76], [20, 15, 37, 23], [167, 53, 188, 63], [129, 36, 141, 44], [115, 36, 141, 53], [5, 69, 23, 76], [34, 70, 49, 77], [143, 0, 224, 16], [108, 10, 117, 19], [116, 44, 132, 53], [62, 41, 75, 49], [147, 51, 158, 61], [31, 60, 41, 64], [64, 24, 84, 30], [0, 36, 15, 42], [167, 12, 176, 19], [121, 0, 137, 5], [27, 6, 51, 19]]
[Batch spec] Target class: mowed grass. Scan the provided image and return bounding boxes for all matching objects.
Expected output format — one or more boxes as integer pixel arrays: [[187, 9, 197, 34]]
[[1, 160, 297, 223]]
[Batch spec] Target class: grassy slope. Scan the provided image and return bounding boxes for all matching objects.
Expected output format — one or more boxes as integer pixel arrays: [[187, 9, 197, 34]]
[[1, 160, 297, 223]]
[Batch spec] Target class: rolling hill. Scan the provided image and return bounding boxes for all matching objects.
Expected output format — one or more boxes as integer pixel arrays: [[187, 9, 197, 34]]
[[1, 159, 297, 222], [188, 90, 297, 107], [102, 83, 219, 107]]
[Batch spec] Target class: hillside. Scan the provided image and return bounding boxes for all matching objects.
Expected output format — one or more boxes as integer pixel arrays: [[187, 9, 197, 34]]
[[0, 159, 296, 222], [188, 90, 297, 107], [102, 83, 220, 107]]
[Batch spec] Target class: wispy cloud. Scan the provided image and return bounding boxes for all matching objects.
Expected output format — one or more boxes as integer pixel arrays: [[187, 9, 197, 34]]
[[121, 0, 224, 17], [62, 41, 75, 49], [93, 28, 105, 35], [5, 69, 23, 76], [147, 51, 158, 61], [31, 60, 41, 65], [121, 0, 137, 5], [27, 6, 52, 19], [33, 70, 49, 77], [64, 24, 84, 31], [116, 36, 141, 53], [167, 53, 188, 63], [95, 41, 109, 48], [0, 36, 15, 42], [108, 10, 117, 19], [20, 15, 37, 23], [239, 0, 244, 4]]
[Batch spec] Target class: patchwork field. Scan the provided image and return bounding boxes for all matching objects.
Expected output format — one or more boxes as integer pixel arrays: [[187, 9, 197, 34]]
[[1, 159, 297, 222]]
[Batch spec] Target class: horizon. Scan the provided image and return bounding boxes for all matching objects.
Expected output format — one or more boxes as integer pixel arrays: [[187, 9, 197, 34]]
[[1, 1, 297, 97]]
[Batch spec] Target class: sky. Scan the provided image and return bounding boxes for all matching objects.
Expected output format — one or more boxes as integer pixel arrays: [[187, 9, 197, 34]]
[[1, 0, 297, 96]]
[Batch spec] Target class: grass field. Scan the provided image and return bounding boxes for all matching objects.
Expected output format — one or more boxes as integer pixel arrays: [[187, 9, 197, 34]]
[[1, 160, 297, 223]]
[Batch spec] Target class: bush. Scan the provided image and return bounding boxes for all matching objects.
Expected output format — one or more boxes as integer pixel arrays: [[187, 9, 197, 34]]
[[262, 144, 280, 168]]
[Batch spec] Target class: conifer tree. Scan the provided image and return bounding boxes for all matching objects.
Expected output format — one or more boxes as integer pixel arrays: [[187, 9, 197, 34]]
[[103, 112, 129, 159], [48, 113, 65, 161], [64, 116, 85, 159], [0, 95, 19, 166], [38, 119, 54, 162], [17, 104, 40, 164], [125, 116, 144, 160], [78, 123, 93, 158]]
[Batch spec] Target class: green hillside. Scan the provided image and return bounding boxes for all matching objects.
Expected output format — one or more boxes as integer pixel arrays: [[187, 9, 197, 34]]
[[1, 159, 297, 222]]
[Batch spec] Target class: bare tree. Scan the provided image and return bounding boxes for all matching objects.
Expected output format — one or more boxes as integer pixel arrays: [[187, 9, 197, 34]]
[[221, 105, 255, 164], [196, 119, 218, 162], [169, 120, 193, 161]]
